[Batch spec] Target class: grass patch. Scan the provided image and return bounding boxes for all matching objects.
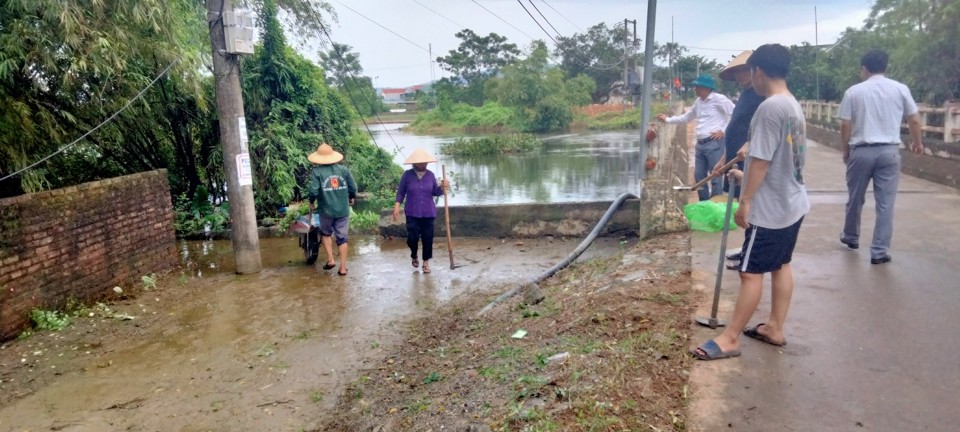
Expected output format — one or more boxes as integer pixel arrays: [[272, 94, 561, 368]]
[[440, 133, 542, 156]]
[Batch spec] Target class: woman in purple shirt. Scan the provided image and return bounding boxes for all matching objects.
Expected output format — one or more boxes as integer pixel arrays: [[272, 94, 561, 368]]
[[392, 149, 448, 273]]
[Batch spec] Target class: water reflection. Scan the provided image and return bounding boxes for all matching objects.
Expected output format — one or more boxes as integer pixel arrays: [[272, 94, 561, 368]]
[[178, 236, 382, 276], [368, 124, 642, 205]]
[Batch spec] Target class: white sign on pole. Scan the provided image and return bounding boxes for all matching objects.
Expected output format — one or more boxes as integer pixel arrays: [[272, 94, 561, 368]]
[[237, 153, 252, 186], [238, 117, 249, 153]]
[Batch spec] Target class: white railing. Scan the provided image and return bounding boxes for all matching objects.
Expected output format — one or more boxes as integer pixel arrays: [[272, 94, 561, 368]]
[[799, 100, 960, 144]]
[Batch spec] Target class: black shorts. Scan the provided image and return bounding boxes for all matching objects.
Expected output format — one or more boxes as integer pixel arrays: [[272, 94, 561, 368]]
[[738, 216, 804, 274]]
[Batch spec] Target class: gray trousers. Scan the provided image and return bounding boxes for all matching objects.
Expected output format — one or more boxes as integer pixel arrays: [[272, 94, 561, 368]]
[[842, 145, 901, 259], [694, 138, 724, 201]]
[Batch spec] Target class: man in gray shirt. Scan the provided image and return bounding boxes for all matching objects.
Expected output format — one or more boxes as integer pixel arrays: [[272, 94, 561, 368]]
[[692, 44, 810, 360], [837, 49, 923, 265]]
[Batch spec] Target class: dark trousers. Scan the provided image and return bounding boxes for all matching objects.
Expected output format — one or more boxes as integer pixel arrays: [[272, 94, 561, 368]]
[[406, 216, 435, 261]]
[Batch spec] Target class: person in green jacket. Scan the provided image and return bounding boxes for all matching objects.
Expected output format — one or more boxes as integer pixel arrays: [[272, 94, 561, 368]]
[[307, 143, 357, 276]]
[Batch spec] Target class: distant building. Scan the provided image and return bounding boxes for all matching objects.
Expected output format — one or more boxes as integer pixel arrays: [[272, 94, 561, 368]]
[[378, 83, 434, 110]]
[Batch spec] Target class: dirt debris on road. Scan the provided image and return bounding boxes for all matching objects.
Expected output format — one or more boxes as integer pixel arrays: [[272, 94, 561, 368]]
[[319, 232, 696, 431]]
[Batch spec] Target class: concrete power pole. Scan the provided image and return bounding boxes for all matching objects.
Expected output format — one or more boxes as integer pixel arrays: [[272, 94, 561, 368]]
[[206, 0, 262, 274], [638, 0, 657, 179], [623, 18, 629, 114]]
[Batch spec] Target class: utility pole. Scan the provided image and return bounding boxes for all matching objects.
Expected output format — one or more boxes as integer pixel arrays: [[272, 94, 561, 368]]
[[207, 0, 262, 274], [623, 18, 637, 114], [623, 18, 629, 114], [814, 6, 820, 100], [639, 0, 657, 179]]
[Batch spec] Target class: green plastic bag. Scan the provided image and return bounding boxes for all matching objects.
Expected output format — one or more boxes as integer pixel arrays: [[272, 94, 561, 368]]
[[683, 200, 739, 232]]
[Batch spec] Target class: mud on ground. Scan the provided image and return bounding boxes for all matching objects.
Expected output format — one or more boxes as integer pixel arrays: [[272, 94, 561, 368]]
[[320, 232, 696, 431]]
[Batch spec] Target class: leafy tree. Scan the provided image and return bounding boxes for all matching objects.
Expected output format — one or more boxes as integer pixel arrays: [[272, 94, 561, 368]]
[[436, 29, 521, 106], [318, 43, 383, 117], [490, 42, 594, 132], [554, 22, 637, 103], [239, 0, 397, 217], [0, 0, 206, 197]]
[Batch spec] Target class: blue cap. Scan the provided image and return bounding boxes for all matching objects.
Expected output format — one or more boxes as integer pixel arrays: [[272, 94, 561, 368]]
[[690, 74, 717, 90]]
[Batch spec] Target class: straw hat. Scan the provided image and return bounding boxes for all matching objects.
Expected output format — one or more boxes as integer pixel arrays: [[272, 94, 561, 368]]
[[307, 143, 343, 164], [719, 50, 753, 81], [403, 148, 437, 165]]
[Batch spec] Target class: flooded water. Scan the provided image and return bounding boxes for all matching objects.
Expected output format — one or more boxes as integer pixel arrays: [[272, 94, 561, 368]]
[[368, 124, 644, 205]]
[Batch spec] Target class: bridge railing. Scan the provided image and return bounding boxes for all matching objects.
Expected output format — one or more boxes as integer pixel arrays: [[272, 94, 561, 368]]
[[799, 100, 960, 144]]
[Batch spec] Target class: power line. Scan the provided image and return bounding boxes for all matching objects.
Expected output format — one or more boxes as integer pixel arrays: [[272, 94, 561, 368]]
[[334, 0, 430, 53], [516, 0, 557, 44], [1, 56, 183, 183], [528, 0, 561, 37], [470, 0, 536, 41], [410, 0, 464, 29], [538, 0, 583, 32], [318, 25, 404, 156]]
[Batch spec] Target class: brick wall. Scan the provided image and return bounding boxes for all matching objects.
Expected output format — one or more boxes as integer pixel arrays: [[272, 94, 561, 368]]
[[0, 170, 177, 340]]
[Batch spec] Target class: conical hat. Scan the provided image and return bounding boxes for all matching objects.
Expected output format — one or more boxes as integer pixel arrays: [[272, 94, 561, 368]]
[[719, 50, 753, 81], [403, 148, 437, 164], [307, 143, 344, 164]]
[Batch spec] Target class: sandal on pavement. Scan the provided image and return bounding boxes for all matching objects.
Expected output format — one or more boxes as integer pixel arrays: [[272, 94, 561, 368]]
[[322, 262, 336, 270], [422, 262, 431, 274], [338, 268, 348, 276], [691, 339, 741, 361], [725, 261, 741, 271], [743, 323, 787, 347], [412, 258, 420, 268]]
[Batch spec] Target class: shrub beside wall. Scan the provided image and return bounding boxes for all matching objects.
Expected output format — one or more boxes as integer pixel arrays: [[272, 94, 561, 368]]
[[0, 170, 177, 340]]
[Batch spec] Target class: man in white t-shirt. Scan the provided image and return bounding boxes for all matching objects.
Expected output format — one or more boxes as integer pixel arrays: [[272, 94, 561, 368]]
[[691, 44, 810, 360], [657, 74, 734, 201], [837, 49, 923, 265]]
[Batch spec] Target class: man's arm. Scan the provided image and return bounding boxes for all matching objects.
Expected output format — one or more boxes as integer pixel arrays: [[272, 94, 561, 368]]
[[346, 169, 358, 205], [659, 103, 697, 124], [906, 113, 923, 155], [840, 119, 852, 163], [734, 157, 769, 229]]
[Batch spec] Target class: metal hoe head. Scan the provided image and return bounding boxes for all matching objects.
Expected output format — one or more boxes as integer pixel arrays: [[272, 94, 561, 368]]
[[695, 316, 726, 329]]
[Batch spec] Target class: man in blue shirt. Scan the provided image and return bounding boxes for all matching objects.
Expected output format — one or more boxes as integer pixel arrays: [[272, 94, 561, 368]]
[[713, 50, 765, 198]]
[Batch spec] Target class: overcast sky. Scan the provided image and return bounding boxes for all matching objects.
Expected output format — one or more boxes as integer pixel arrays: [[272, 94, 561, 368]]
[[312, 0, 874, 88]]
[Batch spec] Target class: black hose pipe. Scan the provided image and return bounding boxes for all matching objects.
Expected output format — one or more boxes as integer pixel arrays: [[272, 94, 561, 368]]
[[477, 192, 639, 315]]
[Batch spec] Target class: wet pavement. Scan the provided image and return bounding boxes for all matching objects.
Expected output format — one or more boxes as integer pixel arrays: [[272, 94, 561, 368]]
[[687, 140, 960, 431], [0, 235, 631, 431]]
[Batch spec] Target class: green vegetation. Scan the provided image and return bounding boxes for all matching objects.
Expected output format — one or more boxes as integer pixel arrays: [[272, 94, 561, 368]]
[[30, 309, 71, 331], [409, 102, 517, 133], [1, 0, 401, 237], [441, 134, 542, 157]]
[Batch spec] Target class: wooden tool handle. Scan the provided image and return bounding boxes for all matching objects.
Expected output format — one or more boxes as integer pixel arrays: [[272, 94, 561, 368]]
[[688, 155, 743, 192], [442, 164, 455, 270]]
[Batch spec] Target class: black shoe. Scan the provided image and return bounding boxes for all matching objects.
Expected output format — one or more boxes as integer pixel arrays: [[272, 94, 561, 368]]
[[870, 255, 892, 265], [726, 251, 743, 261], [840, 238, 859, 250]]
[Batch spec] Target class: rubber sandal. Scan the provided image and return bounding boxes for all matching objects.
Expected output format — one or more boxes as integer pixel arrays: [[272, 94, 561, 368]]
[[725, 261, 740, 271], [422, 263, 431, 274], [338, 268, 348, 276], [690, 339, 741, 361], [743, 323, 787, 347], [412, 258, 419, 268], [322, 262, 336, 270]]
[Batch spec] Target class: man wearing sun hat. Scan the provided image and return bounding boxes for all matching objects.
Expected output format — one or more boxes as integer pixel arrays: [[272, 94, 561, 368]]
[[713, 50, 766, 265], [713, 50, 766, 199], [307, 143, 357, 276], [657, 74, 735, 201]]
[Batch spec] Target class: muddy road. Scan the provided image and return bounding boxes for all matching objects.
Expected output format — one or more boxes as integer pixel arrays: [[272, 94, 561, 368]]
[[0, 235, 631, 431]]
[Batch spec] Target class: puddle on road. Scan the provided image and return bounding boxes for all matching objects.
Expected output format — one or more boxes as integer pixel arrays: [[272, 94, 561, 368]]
[[1, 235, 633, 431]]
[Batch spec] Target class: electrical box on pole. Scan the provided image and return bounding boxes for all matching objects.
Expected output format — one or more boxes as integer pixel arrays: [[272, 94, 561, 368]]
[[223, 10, 256, 55]]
